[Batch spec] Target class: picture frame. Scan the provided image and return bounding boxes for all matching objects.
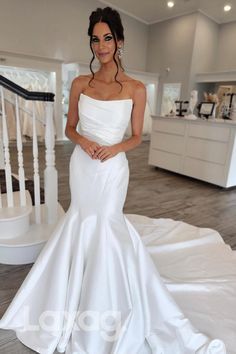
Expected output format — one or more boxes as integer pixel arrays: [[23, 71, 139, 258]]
[[161, 83, 181, 116], [199, 102, 216, 118]]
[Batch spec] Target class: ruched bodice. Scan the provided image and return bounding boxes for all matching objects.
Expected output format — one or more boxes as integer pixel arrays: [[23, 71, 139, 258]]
[[78, 93, 133, 145]]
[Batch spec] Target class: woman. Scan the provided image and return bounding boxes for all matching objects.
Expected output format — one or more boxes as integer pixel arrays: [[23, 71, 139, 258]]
[[0, 6, 230, 354], [65, 12, 146, 162]]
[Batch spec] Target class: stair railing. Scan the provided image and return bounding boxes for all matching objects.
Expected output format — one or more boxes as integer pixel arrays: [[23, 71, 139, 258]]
[[0, 75, 57, 225]]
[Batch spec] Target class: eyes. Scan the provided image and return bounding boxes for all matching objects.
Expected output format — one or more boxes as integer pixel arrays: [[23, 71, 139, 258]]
[[91, 35, 113, 43]]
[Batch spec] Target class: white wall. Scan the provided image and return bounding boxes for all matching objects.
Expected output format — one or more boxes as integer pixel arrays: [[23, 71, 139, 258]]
[[146, 13, 198, 113], [216, 21, 236, 71], [146, 11, 236, 113], [0, 0, 148, 71], [189, 12, 219, 92]]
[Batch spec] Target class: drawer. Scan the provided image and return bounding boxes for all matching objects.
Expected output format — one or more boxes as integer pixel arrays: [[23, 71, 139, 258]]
[[183, 157, 225, 186], [149, 149, 182, 173], [152, 119, 186, 135], [188, 124, 230, 142], [186, 138, 228, 165], [151, 131, 185, 154]]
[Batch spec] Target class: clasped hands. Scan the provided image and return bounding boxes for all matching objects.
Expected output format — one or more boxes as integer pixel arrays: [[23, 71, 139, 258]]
[[80, 137, 119, 162]]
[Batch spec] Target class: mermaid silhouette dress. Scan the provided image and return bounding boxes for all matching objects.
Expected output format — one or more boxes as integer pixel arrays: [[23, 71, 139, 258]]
[[0, 92, 234, 354]]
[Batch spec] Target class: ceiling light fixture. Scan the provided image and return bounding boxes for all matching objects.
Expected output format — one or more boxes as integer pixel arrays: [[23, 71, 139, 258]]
[[224, 4, 232, 12], [167, 1, 175, 8]]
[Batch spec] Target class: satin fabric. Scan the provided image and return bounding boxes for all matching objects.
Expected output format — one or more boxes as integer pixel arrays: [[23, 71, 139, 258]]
[[0, 93, 234, 354]]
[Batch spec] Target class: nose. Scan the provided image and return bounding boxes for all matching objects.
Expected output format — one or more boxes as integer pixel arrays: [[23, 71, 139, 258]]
[[98, 39, 106, 50]]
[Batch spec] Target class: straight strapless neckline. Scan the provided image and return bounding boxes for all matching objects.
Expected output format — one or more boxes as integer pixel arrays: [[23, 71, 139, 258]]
[[80, 92, 133, 104]]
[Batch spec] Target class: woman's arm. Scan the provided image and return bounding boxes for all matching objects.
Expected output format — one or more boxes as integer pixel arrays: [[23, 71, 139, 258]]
[[65, 76, 101, 157], [65, 77, 84, 145]]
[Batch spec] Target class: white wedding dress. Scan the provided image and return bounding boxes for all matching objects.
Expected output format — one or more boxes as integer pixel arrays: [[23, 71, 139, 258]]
[[0, 93, 236, 354]]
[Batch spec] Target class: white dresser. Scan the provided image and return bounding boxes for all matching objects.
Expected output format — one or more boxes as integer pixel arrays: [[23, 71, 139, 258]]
[[148, 116, 236, 187]]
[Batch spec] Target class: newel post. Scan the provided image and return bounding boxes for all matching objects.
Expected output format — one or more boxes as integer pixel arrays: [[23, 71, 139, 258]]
[[0, 86, 13, 207], [44, 101, 58, 224]]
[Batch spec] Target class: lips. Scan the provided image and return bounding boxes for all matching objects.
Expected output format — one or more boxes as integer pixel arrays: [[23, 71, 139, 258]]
[[98, 53, 109, 56]]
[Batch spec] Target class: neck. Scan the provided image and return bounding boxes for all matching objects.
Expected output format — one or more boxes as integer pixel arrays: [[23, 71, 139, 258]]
[[96, 61, 123, 83]]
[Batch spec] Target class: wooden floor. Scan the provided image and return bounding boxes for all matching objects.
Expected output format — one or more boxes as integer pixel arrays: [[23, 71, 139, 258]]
[[0, 140, 236, 353]]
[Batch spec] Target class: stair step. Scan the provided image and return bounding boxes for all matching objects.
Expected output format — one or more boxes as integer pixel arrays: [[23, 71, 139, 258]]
[[0, 191, 32, 238], [0, 202, 65, 264]]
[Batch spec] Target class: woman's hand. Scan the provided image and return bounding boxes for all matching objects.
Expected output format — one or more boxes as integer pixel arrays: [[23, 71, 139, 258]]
[[79, 137, 101, 158], [92, 145, 120, 162]]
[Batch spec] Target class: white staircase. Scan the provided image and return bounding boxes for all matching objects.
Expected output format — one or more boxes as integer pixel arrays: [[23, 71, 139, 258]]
[[0, 75, 65, 265], [0, 190, 32, 239], [0, 198, 64, 265]]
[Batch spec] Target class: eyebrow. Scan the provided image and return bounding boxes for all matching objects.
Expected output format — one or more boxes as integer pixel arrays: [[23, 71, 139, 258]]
[[92, 33, 112, 37]]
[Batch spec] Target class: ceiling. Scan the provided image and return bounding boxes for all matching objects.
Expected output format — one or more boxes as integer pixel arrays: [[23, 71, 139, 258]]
[[98, 0, 236, 24]]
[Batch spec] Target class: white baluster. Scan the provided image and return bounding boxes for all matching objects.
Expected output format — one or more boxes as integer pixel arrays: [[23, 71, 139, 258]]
[[15, 94, 26, 206], [44, 101, 58, 224], [32, 101, 41, 224], [0, 86, 13, 207], [0, 110, 4, 170], [0, 109, 3, 208], [0, 183, 2, 208]]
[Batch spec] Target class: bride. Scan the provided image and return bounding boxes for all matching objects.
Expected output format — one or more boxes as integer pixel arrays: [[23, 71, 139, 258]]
[[0, 6, 232, 354]]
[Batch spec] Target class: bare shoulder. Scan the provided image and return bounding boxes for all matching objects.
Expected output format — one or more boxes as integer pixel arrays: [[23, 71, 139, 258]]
[[131, 80, 146, 103], [79, 74, 92, 79], [71, 74, 90, 87], [133, 79, 146, 93], [120, 75, 146, 99], [70, 75, 90, 96]]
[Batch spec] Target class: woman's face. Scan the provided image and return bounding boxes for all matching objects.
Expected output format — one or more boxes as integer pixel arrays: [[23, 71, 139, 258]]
[[91, 22, 122, 64]]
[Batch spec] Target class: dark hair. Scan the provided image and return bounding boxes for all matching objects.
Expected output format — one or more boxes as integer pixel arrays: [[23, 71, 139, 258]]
[[87, 7, 125, 92]]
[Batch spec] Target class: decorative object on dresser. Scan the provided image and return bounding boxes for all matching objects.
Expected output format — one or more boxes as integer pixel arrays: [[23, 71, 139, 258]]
[[175, 100, 189, 116], [198, 102, 216, 119], [161, 94, 176, 116], [186, 90, 198, 120], [217, 85, 232, 119], [231, 94, 236, 121], [199, 92, 219, 119], [161, 83, 181, 116], [225, 93, 236, 120]]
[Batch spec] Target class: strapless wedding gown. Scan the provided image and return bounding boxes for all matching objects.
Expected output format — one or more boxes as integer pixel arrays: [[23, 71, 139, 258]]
[[0, 93, 235, 354]]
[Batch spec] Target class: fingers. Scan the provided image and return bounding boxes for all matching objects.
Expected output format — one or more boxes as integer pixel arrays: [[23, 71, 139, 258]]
[[86, 142, 101, 158], [99, 151, 109, 160], [100, 154, 111, 162], [85, 146, 95, 158], [96, 148, 113, 162], [93, 147, 103, 159], [87, 144, 114, 162], [89, 146, 94, 157]]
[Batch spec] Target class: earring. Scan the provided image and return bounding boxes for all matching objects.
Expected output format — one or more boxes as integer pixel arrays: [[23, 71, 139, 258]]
[[118, 46, 124, 59]]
